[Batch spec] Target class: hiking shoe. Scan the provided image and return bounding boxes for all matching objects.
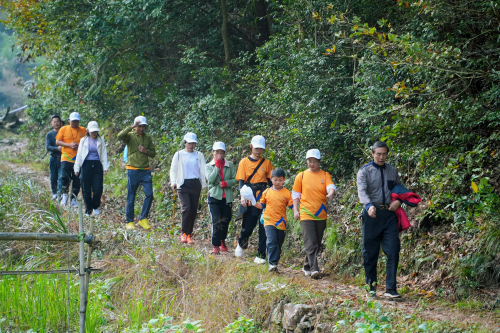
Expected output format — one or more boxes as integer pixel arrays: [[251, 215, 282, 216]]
[[71, 198, 78, 207], [254, 256, 266, 264], [220, 240, 228, 252], [302, 268, 311, 276], [234, 244, 244, 257], [138, 218, 151, 230], [268, 264, 278, 272], [369, 283, 377, 298], [84, 212, 90, 217], [311, 271, 320, 279], [93, 209, 100, 215], [384, 289, 401, 298], [181, 233, 187, 243], [60, 194, 68, 206], [211, 246, 220, 254], [186, 234, 194, 245], [125, 222, 135, 230], [52, 194, 57, 200]]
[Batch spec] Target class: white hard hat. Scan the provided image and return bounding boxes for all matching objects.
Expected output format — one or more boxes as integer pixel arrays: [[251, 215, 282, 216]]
[[87, 121, 100, 132], [306, 149, 321, 160], [134, 116, 148, 126], [251, 135, 266, 149], [212, 141, 226, 151], [69, 112, 80, 121], [184, 132, 198, 143]]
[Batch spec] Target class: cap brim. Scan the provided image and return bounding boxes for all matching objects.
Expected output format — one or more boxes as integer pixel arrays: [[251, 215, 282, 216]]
[[88, 128, 100, 132], [69, 118, 80, 121], [253, 145, 265, 149], [186, 140, 197, 143], [139, 122, 148, 125]]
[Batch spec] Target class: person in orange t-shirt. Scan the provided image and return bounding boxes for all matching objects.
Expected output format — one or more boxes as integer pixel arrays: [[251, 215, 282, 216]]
[[234, 135, 273, 263], [292, 149, 336, 279], [249, 168, 293, 272], [55, 111, 86, 207]]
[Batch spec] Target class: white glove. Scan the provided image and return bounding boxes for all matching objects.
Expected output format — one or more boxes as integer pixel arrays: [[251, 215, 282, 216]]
[[240, 185, 256, 205]]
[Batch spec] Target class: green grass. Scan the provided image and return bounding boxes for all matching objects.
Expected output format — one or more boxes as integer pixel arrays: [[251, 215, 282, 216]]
[[0, 272, 105, 332]]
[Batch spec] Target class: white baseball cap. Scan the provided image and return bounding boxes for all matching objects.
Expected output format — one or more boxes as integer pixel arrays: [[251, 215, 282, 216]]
[[69, 112, 80, 121], [87, 121, 100, 132], [184, 132, 198, 143], [251, 135, 266, 149], [134, 116, 148, 126], [306, 149, 321, 160], [212, 141, 226, 151]]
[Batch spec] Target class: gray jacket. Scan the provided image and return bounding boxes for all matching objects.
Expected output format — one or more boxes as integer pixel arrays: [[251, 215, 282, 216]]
[[357, 161, 401, 210]]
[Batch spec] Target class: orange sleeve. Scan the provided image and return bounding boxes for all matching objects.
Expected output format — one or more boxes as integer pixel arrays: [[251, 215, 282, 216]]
[[325, 172, 334, 186], [287, 192, 294, 207], [260, 189, 268, 204], [292, 172, 302, 193], [235, 159, 247, 181], [55, 126, 66, 141], [266, 160, 273, 178]]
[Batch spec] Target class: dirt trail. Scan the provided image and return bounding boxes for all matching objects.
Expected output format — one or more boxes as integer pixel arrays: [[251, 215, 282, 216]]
[[1, 140, 499, 332]]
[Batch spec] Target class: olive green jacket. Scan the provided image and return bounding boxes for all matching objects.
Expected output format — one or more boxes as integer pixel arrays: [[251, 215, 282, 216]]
[[117, 126, 156, 169], [205, 159, 237, 202]]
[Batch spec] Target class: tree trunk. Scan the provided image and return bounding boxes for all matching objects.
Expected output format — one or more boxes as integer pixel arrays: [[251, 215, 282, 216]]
[[255, 0, 270, 43], [220, 0, 232, 71]]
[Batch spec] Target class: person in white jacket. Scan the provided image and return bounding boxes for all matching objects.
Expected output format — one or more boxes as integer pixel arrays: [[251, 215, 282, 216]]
[[74, 121, 109, 216], [170, 132, 207, 244]]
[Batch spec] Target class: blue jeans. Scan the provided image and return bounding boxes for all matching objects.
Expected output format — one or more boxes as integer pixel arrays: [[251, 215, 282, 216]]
[[126, 169, 153, 223], [49, 155, 62, 195]]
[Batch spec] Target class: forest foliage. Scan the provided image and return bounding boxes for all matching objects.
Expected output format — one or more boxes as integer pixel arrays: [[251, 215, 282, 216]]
[[1, 0, 500, 289]]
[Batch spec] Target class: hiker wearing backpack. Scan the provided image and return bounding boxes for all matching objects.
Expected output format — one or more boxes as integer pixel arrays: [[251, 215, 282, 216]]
[[234, 135, 273, 263], [117, 116, 156, 230], [205, 142, 237, 254], [292, 149, 336, 279], [55, 112, 86, 207], [170, 133, 207, 245], [74, 121, 109, 216], [46, 115, 62, 200]]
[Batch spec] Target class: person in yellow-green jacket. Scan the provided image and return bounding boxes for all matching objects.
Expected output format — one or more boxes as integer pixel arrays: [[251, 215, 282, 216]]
[[117, 116, 156, 230]]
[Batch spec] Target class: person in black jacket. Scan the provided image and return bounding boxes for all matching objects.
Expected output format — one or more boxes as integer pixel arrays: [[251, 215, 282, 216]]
[[46, 115, 62, 199]]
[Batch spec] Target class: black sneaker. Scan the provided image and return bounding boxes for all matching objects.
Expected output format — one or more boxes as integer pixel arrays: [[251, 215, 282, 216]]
[[369, 283, 377, 298], [384, 289, 401, 298]]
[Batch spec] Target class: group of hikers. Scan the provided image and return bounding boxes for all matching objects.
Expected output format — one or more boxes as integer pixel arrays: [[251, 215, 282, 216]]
[[47, 113, 419, 299]]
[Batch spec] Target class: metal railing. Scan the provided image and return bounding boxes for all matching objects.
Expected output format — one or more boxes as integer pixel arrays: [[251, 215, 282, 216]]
[[0, 198, 98, 333]]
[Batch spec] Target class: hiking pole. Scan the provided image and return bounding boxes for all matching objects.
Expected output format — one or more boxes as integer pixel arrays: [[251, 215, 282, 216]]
[[172, 192, 176, 231]]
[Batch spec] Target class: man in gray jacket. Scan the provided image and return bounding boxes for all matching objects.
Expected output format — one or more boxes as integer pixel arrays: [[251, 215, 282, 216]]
[[357, 141, 402, 298]]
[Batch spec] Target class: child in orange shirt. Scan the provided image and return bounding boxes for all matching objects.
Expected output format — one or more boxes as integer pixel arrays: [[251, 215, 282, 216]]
[[241, 168, 293, 272]]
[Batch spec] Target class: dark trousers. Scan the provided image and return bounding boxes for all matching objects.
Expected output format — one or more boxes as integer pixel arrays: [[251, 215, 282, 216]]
[[49, 155, 62, 195], [178, 179, 202, 235], [61, 161, 80, 198], [238, 210, 267, 258], [362, 208, 400, 290], [208, 197, 232, 246], [300, 219, 326, 272], [126, 169, 153, 222], [80, 160, 103, 214], [265, 226, 286, 265]]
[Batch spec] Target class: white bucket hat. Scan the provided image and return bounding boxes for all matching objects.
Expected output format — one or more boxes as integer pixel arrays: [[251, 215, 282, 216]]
[[306, 149, 321, 160], [184, 132, 198, 143], [69, 112, 80, 121], [212, 141, 226, 151], [251, 135, 266, 149], [87, 121, 100, 132], [134, 115, 148, 126]]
